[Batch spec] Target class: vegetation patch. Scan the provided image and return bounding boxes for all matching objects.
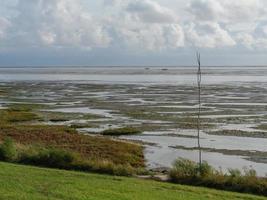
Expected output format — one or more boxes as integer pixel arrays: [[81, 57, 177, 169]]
[[256, 124, 267, 131], [0, 138, 17, 161], [0, 109, 40, 123], [141, 133, 198, 138], [38, 111, 102, 123], [172, 117, 215, 129], [70, 123, 92, 129], [0, 124, 144, 169], [102, 127, 142, 136], [0, 104, 144, 175], [19, 147, 76, 170], [207, 130, 267, 138], [7, 103, 47, 112], [169, 158, 267, 196], [0, 139, 141, 176]]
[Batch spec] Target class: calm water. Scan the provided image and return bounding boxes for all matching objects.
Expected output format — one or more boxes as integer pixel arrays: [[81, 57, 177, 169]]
[[0, 66, 267, 85]]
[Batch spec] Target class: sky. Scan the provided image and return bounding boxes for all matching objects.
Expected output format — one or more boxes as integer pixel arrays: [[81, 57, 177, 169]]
[[0, 0, 267, 66]]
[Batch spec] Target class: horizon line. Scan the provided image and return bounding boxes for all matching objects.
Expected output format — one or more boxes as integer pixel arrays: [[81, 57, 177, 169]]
[[0, 65, 267, 68]]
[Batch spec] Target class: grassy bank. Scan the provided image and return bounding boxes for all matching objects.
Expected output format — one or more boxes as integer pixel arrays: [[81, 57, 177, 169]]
[[0, 106, 145, 175], [0, 162, 266, 200], [0, 124, 144, 168]]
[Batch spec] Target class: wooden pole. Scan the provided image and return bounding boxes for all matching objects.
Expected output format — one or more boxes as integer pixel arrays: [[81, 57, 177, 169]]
[[196, 52, 202, 173]]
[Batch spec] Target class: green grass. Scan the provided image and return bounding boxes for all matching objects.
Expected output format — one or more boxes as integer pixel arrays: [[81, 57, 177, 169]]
[[0, 162, 266, 200]]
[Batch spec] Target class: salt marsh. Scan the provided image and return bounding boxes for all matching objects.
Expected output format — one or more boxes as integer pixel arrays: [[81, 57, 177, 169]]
[[0, 66, 266, 175]]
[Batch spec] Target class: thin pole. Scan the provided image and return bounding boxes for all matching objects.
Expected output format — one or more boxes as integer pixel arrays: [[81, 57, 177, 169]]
[[196, 52, 202, 172]]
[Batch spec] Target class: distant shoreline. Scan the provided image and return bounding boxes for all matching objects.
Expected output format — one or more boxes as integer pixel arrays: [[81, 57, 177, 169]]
[[0, 65, 267, 68]]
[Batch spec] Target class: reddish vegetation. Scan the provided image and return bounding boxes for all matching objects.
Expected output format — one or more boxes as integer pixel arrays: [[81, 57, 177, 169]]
[[0, 125, 144, 168]]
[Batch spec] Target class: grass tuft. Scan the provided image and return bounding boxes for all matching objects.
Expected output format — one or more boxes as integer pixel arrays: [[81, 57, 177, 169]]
[[101, 127, 141, 136]]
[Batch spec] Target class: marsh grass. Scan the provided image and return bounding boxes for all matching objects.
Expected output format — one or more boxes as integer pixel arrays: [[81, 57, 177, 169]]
[[0, 109, 40, 123], [0, 106, 144, 171], [102, 127, 141, 136], [170, 145, 267, 163], [207, 130, 267, 138], [7, 104, 46, 112], [256, 124, 267, 131], [0, 124, 144, 169], [38, 111, 102, 123], [0, 139, 144, 176]]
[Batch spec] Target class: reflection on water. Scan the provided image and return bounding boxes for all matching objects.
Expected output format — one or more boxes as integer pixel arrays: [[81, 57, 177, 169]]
[[0, 66, 266, 85]]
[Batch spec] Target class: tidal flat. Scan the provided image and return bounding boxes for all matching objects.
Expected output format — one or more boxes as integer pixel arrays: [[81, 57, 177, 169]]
[[0, 66, 267, 175]]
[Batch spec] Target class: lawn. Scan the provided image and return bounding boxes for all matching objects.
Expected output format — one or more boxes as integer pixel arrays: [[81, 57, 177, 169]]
[[0, 162, 266, 200]]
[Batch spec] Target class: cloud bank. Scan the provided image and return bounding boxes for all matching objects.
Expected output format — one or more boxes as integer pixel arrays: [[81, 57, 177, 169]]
[[0, 0, 267, 65]]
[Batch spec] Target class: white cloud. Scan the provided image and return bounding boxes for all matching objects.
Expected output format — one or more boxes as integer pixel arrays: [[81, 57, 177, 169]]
[[185, 22, 236, 48], [186, 0, 267, 49], [0, 0, 267, 51], [116, 23, 184, 50], [0, 17, 11, 39], [187, 0, 224, 22], [7, 0, 111, 48], [236, 32, 267, 50], [236, 33, 255, 49], [109, 0, 184, 50], [188, 0, 266, 24], [126, 0, 178, 24]]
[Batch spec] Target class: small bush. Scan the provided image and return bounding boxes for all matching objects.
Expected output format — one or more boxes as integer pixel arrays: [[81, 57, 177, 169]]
[[170, 158, 198, 178], [0, 138, 17, 161], [102, 127, 141, 136], [199, 161, 215, 177], [228, 168, 242, 178], [170, 158, 214, 180]]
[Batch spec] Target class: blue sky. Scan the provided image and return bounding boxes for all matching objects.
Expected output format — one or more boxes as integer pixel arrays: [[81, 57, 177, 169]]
[[0, 0, 267, 66]]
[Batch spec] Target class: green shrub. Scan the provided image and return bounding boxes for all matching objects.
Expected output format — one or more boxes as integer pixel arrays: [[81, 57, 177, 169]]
[[0, 138, 17, 161], [169, 158, 214, 180], [72, 160, 135, 176], [169, 158, 198, 179], [169, 158, 267, 196], [19, 148, 75, 169], [199, 161, 214, 177], [18, 146, 138, 176]]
